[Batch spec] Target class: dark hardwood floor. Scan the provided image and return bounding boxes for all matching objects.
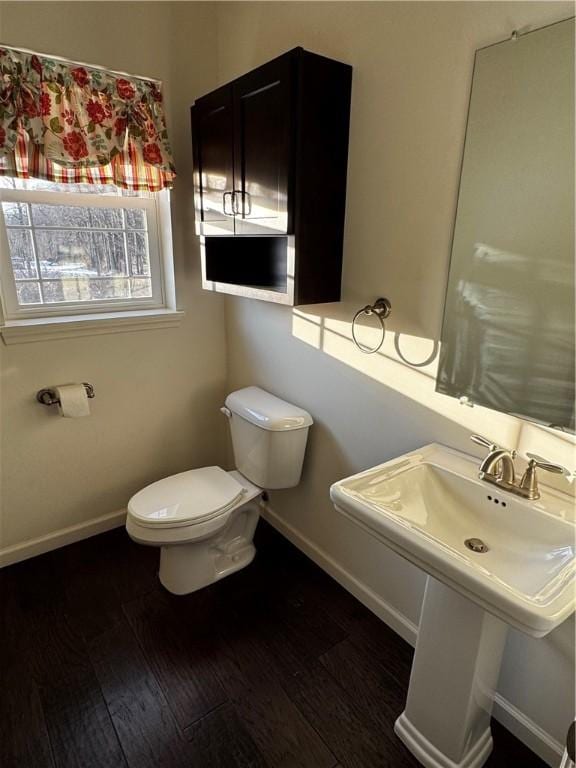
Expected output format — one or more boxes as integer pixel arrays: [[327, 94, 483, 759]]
[[1, 521, 546, 768]]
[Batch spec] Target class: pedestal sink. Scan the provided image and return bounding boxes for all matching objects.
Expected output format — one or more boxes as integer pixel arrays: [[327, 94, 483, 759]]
[[330, 443, 575, 768]]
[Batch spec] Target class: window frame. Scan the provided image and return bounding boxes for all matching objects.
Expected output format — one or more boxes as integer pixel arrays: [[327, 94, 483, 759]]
[[0, 185, 172, 322]]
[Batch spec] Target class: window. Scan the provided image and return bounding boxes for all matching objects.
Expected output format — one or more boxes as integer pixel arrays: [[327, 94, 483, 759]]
[[0, 178, 173, 322]]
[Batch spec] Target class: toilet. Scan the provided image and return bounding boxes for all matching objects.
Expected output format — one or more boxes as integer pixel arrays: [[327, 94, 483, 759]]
[[126, 386, 313, 594]]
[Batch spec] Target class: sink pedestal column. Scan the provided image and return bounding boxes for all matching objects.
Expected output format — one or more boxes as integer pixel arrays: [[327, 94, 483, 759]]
[[395, 577, 508, 768]]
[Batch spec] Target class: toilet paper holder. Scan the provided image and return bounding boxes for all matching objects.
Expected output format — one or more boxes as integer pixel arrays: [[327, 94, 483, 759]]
[[36, 382, 95, 406]]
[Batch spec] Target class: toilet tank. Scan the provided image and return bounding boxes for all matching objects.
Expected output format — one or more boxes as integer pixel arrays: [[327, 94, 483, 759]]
[[224, 387, 313, 489]]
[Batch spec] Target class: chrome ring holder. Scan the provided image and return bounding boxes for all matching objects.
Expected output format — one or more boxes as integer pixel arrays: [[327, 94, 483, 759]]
[[351, 297, 391, 354], [36, 382, 95, 406]]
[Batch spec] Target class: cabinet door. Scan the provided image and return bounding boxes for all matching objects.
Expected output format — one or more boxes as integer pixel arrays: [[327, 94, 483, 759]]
[[233, 56, 293, 235], [192, 86, 235, 236]]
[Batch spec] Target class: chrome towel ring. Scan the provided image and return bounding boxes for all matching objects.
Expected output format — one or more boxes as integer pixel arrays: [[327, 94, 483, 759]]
[[351, 297, 391, 354]]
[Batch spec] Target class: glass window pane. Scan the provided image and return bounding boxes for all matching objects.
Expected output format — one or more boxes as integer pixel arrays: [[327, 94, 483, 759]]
[[42, 277, 130, 303], [16, 281, 41, 304], [42, 280, 66, 303], [2, 201, 29, 226], [125, 208, 146, 229], [127, 231, 150, 276], [92, 232, 127, 275], [7, 229, 37, 278], [35, 230, 127, 278], [31, 204, 124, 229], [89, 278, 130, 300], [130, 277, 153, 298]]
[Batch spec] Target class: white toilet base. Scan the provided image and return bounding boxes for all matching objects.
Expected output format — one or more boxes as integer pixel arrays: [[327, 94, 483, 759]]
[[158, 500, 260, 595], [159, 540, 256, 594]]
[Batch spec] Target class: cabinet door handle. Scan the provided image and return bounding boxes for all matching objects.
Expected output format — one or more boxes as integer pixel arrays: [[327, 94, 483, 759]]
[[222, 191, 234, 216], [243, 191, 252, 216], [232, 190, 241, 216], [234, 190, 252, 217]]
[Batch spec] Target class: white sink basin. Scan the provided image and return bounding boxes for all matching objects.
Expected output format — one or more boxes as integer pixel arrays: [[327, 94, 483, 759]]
[[330, 443, 575, 637], [331, 443, 576, 768]]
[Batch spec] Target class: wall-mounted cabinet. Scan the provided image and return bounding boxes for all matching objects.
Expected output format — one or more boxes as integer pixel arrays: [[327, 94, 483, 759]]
[[191, 47, 352, 305]]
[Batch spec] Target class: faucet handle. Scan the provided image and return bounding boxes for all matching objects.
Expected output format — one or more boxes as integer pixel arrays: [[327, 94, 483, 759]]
[[519, 452, 571, 499], [470, 434, 498, 451], [525, 453, 568, 475], [471, 434, 516, 455]]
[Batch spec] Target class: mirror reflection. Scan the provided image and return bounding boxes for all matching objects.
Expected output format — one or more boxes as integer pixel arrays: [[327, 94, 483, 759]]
[[437, 18, 575, 432]]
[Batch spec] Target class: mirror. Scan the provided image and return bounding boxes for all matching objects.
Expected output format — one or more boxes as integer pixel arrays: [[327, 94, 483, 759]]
[[437, 18, 575, 432]]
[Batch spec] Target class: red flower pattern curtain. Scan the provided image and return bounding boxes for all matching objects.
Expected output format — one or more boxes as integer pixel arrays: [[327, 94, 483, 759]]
[[0, 47, 176, 191]]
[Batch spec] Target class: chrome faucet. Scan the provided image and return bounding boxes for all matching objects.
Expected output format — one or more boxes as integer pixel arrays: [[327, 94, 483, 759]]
[[479, 448, 517, 485], [470, 435, 568, 500]]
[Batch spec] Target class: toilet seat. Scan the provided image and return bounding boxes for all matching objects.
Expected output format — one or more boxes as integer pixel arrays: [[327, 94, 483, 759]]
[[128, 466, 246, 529]]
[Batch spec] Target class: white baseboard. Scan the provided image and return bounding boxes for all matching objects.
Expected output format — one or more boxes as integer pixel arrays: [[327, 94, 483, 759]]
[[492, 694, 563, 767], [260, 504, 563, 768], [0, 509, 127, 568]]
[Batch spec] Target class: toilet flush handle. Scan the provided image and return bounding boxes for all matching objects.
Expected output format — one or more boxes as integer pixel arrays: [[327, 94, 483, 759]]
[[220, 406, 232, 419]]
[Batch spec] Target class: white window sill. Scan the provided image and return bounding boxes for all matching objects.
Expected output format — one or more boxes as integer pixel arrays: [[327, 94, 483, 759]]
[[1, 308, 185, 344]]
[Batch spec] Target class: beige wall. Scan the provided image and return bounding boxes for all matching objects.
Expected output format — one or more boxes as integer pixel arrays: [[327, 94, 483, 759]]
[[0, 2, 228, 551], [216, 2, 575, 761]]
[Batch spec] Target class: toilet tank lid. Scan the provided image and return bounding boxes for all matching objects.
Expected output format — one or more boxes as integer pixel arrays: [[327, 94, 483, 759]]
[[225, 386, 313, 431]]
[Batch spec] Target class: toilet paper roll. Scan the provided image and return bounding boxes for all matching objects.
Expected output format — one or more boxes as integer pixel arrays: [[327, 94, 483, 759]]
[[54, 383, 91, 418]]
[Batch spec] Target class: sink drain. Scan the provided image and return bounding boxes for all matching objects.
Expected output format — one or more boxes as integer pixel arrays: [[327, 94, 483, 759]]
[[465, 538, 489, 553]]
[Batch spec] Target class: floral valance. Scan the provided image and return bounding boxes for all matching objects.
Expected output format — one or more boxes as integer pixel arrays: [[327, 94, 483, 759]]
[[0, 47, 176, 191]]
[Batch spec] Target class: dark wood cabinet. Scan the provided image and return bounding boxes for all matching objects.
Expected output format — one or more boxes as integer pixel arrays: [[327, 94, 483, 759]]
[[233, 54, 292, 236], [192, 47, 352, 305], [192, 86, 235, 236]]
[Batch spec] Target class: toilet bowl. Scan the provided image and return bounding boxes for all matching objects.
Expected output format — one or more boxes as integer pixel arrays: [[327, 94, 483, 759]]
[[126, 387, 312, 594]]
